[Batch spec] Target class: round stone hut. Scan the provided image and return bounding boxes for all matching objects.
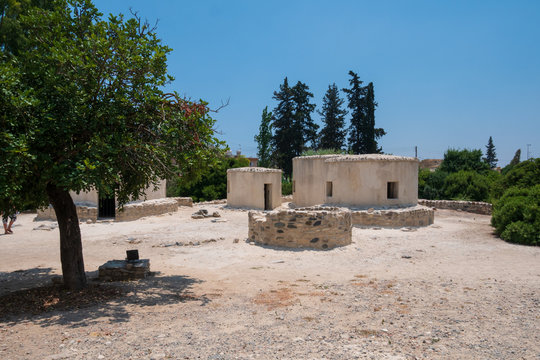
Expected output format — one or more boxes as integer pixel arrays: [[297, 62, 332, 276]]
[[292, 154, 419, 208], [227, 167, 282, 210]]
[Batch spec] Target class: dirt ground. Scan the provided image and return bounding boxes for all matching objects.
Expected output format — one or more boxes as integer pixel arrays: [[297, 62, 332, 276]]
[[0, 203, 539, 359]]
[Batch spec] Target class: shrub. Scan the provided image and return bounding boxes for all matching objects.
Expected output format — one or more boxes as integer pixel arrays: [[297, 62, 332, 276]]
[[167, 156, 249, 202], [500, 158, 540, 194], [443, 170, 490, 201], [282, 177, 292, 196], [418, 169, 448, 200], [439, 148, 490, 174], [491, 185, 540, 246]]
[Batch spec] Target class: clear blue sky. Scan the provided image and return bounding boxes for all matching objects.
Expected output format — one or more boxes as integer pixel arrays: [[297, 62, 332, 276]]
[[93, 0, 539, 166]]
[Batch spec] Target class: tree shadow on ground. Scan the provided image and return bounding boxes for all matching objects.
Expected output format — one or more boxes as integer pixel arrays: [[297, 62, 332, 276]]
[[0, 267, 57, 296], [0, 268, 208, 329]]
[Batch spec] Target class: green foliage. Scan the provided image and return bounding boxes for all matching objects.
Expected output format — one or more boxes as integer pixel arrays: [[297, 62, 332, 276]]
[[271, 77, 296, 177], [418, 168, 448, 200], [501, 149, 521, 175], [343, 71, 385, 154], [292, 81, 318, 150], [281, 176, 292, 196], [491, 185, 540, 246], [483, 136, 498, 168], [301, 148, 350, 156], [167, 156, 249, 202], [254, 107, 273, 168], [443, 170, 490, 201], [500, 158, 540, 192], [438, 149, 490, 174], [318, 83, 347, 151], [0, 0, 223, 213], [271, 78, 317, 176]]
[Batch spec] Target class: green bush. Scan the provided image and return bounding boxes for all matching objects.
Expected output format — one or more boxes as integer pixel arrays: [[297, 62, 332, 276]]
[[439, 148, 490, 174], [491, 185, 540, 246], [443, 170, 490, 202], [282, 177, 292, 196], [167, 156, 249, 202], [492, 158, 540, 199], [418, 169, 448, 200]]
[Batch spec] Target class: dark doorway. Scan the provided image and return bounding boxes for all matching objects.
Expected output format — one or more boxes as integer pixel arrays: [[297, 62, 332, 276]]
[[264, 184, 272, 210], [98, 196, 115, 218]]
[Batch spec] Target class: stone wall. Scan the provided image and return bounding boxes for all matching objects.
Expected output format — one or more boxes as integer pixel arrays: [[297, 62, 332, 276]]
[[418, 199, 492, 215], [116, 198, 178, 221], [171, 197, 193, 207], [248, 208, 351, 250], [36, 205, 98, 222], [351, 205, 434, 228]]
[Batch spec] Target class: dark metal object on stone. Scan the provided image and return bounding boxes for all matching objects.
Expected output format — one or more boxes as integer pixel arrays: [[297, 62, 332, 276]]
[[126, 249, 139, 261]]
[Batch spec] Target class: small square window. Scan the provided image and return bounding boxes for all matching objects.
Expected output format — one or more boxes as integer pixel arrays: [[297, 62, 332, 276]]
[[326, 181, 333, 197], [387, 181, 398, 199]]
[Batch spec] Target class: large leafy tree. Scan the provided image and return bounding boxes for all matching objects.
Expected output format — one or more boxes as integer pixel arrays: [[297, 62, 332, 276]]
[[271, 77, 297, 176], [483, 136, 498, 168], [343, 71, 385, 154], [438, 149, 490, 173], [254, 106, 273, 168], [0, 0, 221, 289], [318, 83, 347, 151]]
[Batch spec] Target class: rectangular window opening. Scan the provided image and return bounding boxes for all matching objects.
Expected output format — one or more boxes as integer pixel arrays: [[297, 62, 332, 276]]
[[326, 181, 333, 197], [387, 181, 398, 199], [227, 180, 230, 193], [292, 180, 295, 193]]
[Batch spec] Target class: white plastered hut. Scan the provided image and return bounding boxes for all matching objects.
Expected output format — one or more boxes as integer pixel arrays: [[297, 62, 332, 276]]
[[70, 179, 167, 218], [227, 167, 282, 210], [292, 154, 418, 208]]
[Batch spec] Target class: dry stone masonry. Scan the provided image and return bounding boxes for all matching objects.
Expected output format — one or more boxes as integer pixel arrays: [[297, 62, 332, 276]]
[[36, 205, 98, 222], [115, 198, 178, 221], [418, 199, 492, 215], [351, 205, 434, 227], [248, 208, 352, 250]]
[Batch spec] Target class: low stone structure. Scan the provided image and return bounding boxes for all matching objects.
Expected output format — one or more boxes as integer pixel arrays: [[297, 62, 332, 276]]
[[351, 205, 434, 228], [98, 259, 150, 281], [115, 198, 178, 221], [227, 167, 282, 210], [36, 197, 181, 222], [36, 204, 98, 222], [418, 199, 492, 215], [248, 207, 352, 250], [171, 197, 193, 207]]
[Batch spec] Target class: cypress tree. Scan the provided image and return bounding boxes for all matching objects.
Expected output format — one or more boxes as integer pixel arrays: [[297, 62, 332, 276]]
[[364, 82, 386, 153], [254, 107, 273, 168], [292, 81, 318, 151], [343, 71, 385, 154], [318, 83, 347, 150], [483, 136, 498, 168], [342, 71, 365, 154], [271, 77, 297, 176]]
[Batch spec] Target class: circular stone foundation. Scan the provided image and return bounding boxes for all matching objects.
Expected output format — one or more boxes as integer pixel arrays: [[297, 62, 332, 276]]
[[248, 208, 352, 250]]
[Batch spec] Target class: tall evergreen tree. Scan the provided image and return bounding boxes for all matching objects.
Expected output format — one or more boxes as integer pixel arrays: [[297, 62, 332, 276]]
[[342, 71, 365, 154], [254, 106, 273, 168], [483, 136, 498, 168], [292, 81, 318, 151], [271, 77, 297, 176], [318, 83, 347, 150], [342, 71, 385, 154], [364, 82, 386, 153]]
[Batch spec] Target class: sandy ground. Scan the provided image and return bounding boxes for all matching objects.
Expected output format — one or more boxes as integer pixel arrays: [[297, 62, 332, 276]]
[[0, 204, 539, 359]]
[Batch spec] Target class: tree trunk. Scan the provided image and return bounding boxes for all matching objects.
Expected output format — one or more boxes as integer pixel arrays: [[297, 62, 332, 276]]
[[46, 183, 87, 290]]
